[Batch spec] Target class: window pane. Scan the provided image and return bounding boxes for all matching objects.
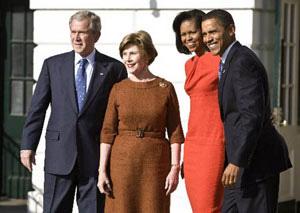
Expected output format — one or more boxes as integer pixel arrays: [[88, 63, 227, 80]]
[[11, 81, 24, 115], [11, 44, 24, 77], [280, 87, 286, 120], [26, 81, 33, 114], [284, 4, 288, 40], [298, 42, 300, 125], [12, 11, 25, 40], [281, 43, 288, 123], [282, 46, 287, 84], [26, 43, 34, 77], [288, 88, 292, 123], [289, 46, 294, 84], [26, 12, 33, 39], [290, 5, 294, 42]]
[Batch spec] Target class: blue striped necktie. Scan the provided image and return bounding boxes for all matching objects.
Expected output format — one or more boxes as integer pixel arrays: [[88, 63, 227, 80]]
[[75, 58, 88, 111], [218, 61, 224, 80]]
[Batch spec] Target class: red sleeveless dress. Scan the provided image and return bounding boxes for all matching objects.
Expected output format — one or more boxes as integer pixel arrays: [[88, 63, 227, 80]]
[[184, 52, 225, 213]]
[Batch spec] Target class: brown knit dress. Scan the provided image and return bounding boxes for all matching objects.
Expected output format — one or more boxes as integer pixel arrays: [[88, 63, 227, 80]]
[[101, 77, 184, 213]]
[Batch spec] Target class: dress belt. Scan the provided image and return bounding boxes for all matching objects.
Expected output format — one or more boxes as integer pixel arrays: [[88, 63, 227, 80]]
[[118, 129, 165, 139]]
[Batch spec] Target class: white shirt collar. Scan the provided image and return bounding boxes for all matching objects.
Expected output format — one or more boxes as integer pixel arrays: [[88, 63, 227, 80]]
[[221, 40, 237, 64], [75, 49, 96, 65]]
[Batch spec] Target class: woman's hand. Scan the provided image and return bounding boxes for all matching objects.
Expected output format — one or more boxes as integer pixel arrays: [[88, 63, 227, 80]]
[[98, 143, 113, 196], [97, 171, 112, 196], [165, 165, 180, 195]]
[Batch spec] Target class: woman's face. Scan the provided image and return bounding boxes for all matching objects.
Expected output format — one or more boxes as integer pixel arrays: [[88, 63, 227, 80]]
[[180, 19, 203, 54], [122, 45, 148, 75]]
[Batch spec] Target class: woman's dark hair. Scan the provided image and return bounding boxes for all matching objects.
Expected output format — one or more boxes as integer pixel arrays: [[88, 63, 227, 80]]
[[172, 9, 205, 54]]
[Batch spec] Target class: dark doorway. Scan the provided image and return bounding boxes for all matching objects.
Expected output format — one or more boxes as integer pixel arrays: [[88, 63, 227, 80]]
[[0, 0, 34, 199]]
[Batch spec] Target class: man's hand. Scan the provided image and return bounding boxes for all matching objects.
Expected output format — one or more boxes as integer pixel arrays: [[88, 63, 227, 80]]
[[222, 163, 240, 187], [20, 150, 36, 172]]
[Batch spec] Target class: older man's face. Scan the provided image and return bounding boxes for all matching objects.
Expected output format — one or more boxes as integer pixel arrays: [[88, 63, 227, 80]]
[[70, 19, 100, 57]]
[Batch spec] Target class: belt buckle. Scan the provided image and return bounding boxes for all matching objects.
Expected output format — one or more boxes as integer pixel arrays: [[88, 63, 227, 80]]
[[136, 128, 144, 138]]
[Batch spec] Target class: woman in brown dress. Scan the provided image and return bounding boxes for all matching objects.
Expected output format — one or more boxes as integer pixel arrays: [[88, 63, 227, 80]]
[[97, 30, 184, 213]]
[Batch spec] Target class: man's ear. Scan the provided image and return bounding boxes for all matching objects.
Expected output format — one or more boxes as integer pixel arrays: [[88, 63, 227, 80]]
[[94, 31, 101, 42], [228, 24, 235, 37]]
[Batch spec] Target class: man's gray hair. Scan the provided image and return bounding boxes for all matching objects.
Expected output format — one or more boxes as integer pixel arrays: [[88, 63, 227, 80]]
[[69, 10, 101, 33]]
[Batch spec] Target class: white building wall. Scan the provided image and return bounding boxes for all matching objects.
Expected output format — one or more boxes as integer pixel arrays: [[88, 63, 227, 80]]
[[28, 0, 277, 212]]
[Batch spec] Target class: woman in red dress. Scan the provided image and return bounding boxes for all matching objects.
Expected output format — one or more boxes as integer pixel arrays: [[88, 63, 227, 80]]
[[172, 10, 225, 212]]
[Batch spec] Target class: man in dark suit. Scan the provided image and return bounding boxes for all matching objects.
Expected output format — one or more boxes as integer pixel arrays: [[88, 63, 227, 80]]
[[201, 9, 292, 213], [20, 10, 127, 213]]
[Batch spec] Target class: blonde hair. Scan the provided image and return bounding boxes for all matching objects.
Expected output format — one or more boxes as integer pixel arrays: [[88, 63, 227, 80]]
[[119, 30, 158, 65]]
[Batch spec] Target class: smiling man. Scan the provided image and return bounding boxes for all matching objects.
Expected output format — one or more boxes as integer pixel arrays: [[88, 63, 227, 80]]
[[20, 10, 127, 213], [201, 9, 292, 213]]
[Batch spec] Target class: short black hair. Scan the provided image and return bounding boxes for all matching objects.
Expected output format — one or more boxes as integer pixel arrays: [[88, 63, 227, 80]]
[[172, 9, 205, 54], [202, 9, 235, 29]]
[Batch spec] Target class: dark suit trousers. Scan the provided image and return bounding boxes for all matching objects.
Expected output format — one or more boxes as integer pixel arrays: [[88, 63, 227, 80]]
[[222, 175, 279, 213], [43, 165, 105, 213]]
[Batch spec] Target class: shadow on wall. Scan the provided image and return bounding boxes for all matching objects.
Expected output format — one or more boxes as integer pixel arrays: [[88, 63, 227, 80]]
[[150, 0, 160, 17]]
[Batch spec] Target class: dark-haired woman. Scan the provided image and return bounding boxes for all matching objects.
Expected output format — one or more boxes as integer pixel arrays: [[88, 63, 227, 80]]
[[173, 10, 224, 212]]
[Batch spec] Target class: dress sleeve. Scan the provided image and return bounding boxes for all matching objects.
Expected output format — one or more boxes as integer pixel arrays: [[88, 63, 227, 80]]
[[100, 84, 119, 144], [166, 83, 185, 144]]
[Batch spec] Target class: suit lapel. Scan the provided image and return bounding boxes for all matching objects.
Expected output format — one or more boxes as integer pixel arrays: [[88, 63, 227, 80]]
[[218, 42, 241, 120], [61, 51, 78, 113], [79, 51, 109, 115]]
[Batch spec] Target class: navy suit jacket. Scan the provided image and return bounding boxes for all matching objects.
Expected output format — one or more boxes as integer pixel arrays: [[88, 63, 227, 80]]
[[21, 50, 127, 176], [219, 42, 292, 187]]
